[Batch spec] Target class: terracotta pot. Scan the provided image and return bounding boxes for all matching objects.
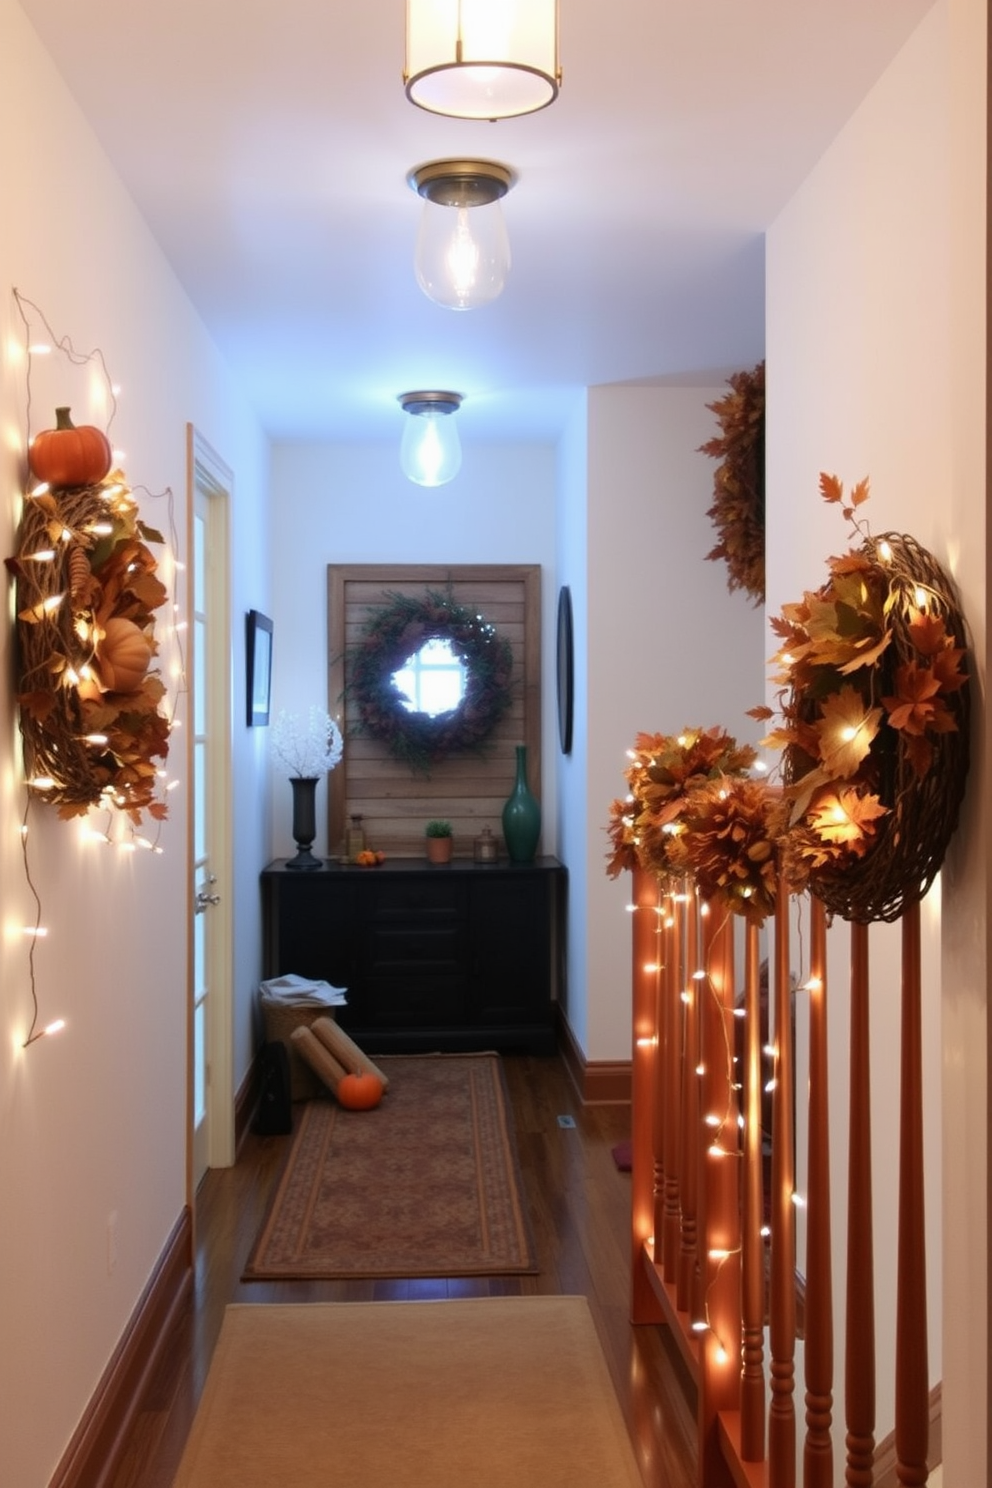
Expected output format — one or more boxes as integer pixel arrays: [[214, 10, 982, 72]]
[[426, 835, 453, 864]]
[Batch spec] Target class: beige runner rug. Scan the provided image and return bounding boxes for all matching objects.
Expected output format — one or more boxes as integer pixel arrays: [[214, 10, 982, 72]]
[[244, 1053, 537, 1279], [172, 1298, 644, 1488]]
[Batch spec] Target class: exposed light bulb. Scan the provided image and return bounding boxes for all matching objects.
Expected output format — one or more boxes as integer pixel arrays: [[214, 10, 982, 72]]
[[408, 161, 515, 311], [398, 392, 462, 488]]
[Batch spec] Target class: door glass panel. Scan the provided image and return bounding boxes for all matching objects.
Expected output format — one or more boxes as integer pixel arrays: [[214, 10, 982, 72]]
[[194, 741, 206, 862]]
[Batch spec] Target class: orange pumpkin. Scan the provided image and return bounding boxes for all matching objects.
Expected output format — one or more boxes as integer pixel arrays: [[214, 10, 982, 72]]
[[29, 407, 112, 489], [336, 1071, 384, 1111], [98, 617, 152, 693]]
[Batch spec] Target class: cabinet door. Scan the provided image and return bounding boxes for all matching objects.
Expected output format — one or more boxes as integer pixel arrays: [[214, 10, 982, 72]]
[[470, 874, 553, 1027], [363, 876, 468, 1027]]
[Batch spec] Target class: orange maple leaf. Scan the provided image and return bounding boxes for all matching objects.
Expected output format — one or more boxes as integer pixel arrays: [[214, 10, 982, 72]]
[[806, 786, 888, 848], [819, 473, 844, 505], [814, 686, 882, 778], [882, 662, 943, 735]]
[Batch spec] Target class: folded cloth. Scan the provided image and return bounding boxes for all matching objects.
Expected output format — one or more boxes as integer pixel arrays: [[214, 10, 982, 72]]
[[260, 973, 347, 1006]]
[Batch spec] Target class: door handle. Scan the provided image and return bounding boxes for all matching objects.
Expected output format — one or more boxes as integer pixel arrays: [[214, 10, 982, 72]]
[[195, 877, 221, 913]]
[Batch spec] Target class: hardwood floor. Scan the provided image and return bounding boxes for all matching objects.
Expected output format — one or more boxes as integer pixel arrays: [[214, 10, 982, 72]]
[[107, 1054, 697, 1488]]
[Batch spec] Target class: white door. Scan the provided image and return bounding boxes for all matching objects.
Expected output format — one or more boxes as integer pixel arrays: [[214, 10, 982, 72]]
[[188, 428, 234, 1192]]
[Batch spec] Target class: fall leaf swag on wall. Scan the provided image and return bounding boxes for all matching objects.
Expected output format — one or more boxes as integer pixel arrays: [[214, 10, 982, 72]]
[[700, 361, 765, 606]]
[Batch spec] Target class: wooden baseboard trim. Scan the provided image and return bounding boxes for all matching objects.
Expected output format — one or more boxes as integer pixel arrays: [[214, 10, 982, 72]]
[[234, 1050, 261, 1155], [873, 1381, 942, 1485], [48, 1207, 193, 1488], [557, 1009, 632, 1105]]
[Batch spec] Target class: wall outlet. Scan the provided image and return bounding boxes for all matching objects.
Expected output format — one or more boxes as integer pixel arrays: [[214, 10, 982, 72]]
[[107, 1211, 119, 1275]]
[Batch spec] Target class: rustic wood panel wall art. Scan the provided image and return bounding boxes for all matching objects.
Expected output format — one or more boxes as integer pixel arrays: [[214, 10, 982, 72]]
[[326, 564, 541, 858]]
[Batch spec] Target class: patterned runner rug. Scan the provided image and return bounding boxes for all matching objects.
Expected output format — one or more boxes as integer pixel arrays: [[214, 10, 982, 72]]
[[243, 1053, 537, 1279]]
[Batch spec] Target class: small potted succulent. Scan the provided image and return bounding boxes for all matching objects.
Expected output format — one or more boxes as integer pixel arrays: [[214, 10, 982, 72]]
[[425, 819, 454, 865]]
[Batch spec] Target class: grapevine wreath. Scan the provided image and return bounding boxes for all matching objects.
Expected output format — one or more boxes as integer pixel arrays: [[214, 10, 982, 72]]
[[6, 410, 171, 825], [345, 588, 514, 774], [758, 474, 970, 923]]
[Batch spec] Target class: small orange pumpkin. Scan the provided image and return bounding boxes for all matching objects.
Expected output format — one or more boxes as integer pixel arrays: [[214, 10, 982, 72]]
[[336, 1071, 384, 1111], [29, 407, 113, 489], [98, 617, 152, 693]]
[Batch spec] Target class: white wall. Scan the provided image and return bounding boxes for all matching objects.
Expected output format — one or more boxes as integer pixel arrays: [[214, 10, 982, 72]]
[[556, 396, 590, 1044], [767, 1, 982, 1476], [267, 439, 558, 862], [576, 384, 767, 1062], [0, 4, 270, 1483]]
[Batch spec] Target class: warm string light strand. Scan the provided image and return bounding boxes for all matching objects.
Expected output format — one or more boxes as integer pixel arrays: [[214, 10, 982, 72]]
[[10, 290, 188, 1046]]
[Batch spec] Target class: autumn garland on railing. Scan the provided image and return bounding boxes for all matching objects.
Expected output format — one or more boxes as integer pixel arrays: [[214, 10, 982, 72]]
[[6, 469, 171, 825], [753, 474, 970, 923], [605, 727, 781, 914]]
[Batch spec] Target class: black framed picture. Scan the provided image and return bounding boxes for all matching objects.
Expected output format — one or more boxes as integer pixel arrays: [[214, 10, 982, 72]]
[[556, 585, 573, 755], [246, 610, 273, 726]]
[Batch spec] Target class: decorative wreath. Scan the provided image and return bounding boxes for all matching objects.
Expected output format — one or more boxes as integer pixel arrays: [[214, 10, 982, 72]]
[[6, 472, 171, 824], [699, 361, 765, 606], [756, 474, 970, 923], [345, 589, 515, 775]]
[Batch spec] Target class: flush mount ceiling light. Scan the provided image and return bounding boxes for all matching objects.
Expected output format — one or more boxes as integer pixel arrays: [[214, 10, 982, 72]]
[[398, 391, 463, 487], [408, 159, 517, 311], [404, 0, 561, 121]]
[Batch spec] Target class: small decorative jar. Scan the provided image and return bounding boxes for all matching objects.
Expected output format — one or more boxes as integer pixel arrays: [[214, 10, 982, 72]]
[[474, 826, 498, 864]]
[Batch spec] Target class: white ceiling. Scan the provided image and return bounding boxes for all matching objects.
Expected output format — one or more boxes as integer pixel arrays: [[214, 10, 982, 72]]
[[19, 0, 935, 445]]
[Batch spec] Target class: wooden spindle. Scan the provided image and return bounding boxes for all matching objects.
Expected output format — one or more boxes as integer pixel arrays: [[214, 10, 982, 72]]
[[895, 900, 928, 1486], [678, 888, 701, 1313], [692, 899, 715, 1325], [769, 872, 796, 1488], [740, 918, 766, 1461], [804, 897, 833, 1487], [845, 920, 875, 1486], [699, 907, 740, 1488], [663, 891, 684, 1281], [631, 867, 665, 1324], [652, 900, 671, 1264]]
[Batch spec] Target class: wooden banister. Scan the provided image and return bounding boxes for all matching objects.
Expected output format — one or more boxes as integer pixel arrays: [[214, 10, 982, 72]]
[[663, 894, 683, 1280], [741, 919, 766, 1462], [768, 874, 797, 1488], [895, 901, 928, 1486], [631, 867, 665, 1324], [679, 892, 701, 1314], [846, 921, 875, 1487], [804, 898, 833, 1487]]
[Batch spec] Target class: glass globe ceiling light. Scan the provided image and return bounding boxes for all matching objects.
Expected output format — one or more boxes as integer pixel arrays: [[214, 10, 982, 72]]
[[404, 0, 561, 121], [398, 391, 463, 487], [408, 159, 516, 311]]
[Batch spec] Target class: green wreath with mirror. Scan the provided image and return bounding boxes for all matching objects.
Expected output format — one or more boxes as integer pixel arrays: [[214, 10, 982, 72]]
[[345, 589, 515, 775]]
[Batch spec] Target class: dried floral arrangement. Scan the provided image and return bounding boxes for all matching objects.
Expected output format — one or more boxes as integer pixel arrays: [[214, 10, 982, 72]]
[[605, 727, 762, 891], [271, 706, 343, 778], [754, 474, 970, 923], [345, 588, 514, 775], [700, 361, 765, 606], [7, 468, 171, 824]]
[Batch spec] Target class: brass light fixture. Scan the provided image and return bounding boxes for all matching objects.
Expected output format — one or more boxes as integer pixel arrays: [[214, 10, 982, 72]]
[[404, 0, 561, 121], [398, 391, 463, 487], [408, 159, 516, 311]]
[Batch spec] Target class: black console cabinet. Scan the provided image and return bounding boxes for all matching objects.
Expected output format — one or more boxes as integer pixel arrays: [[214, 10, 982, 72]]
[[260, 857, 566, 1055]]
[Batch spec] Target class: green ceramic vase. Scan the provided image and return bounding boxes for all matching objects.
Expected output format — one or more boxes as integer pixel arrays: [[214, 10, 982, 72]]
[[502, 744, 541, 863]]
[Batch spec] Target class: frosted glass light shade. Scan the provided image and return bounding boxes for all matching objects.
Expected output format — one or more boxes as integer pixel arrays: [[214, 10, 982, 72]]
[[398, 393, 463, 487], [405, 0, 560, 121], [415, 199, 510, 310]]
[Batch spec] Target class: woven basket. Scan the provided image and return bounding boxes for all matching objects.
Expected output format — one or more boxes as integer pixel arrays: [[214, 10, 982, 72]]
[[785, 531, 970, 924], [260, 995, 338, 1101]]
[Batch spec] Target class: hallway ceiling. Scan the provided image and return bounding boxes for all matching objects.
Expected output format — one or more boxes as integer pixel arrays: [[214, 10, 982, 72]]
[[19, 0, 934, 444]]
